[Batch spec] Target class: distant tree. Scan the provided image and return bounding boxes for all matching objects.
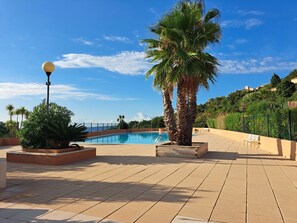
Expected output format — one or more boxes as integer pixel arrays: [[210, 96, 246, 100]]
[[19, 107, 28, 128], [15, 108, 22, 129], [270, 73, 281, 87], [117, 115, 128, 129], [6, 104, 14, 121], [0, 121, 8, 137], [276, 81, 296, 98]]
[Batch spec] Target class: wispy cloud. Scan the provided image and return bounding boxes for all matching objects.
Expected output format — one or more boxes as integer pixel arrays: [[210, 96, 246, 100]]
[[103, 35, 131, 43], [0, 83, 138, 101], [234, 38, 248, 44], [236, 10, 265, 16], [220, 57, 297, 74], [221, 18, 263, 29], [54, 51, 150, 75], [74, 38, 94, 46]]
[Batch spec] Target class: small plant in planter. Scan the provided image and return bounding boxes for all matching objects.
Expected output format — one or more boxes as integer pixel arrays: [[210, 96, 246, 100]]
[[18, 101, 86, 149], [48, 122, 87, 148]]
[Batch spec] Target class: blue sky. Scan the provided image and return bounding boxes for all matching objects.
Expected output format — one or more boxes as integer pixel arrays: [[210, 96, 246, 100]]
[[0, 0, 297, 123]]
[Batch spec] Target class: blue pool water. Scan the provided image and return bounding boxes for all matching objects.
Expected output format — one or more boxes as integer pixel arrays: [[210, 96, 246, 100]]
[[85, 132, 169, 144]]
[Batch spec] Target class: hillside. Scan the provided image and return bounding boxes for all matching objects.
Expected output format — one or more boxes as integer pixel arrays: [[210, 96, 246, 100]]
[[195, 69, 297, 127]]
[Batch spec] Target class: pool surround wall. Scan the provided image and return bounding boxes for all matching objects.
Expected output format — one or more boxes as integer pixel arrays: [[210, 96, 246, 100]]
[[195, 128, 296, 161]]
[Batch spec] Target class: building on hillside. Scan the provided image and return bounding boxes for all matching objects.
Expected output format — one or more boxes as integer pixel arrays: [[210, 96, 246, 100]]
[[288, 101, 297, 109], [291, 77, 297, 84], [271, 87, 277, 92], [244, 86, 254, 91]]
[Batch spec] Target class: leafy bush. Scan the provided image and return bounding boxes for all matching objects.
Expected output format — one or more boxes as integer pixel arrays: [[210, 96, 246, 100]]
[[207, 119, 215, 128], [225, 113, 242, 131], [270, 73, 281, 87], [0, 121, 8, 137], [48, 123, 87, 148], [277, 81, 296, 98], [18, 102, 74, 148]]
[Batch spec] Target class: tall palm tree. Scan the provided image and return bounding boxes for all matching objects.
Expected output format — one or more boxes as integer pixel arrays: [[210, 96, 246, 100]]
[[19, 107, 28, 128], [15, 108, 22, 129], [6, 104, 14, 121], [144, 0, 221, 145], [117, 115, 125, 123]]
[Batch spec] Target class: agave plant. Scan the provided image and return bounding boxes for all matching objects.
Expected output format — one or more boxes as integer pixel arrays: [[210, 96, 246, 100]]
[[47, 123, 87, 148]]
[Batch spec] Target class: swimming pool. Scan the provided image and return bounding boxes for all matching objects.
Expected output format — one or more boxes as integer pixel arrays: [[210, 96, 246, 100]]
[[85, 132, 169, 144]]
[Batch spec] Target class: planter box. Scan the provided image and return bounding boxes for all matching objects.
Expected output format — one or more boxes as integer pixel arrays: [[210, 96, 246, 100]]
[[156, 142, 208, 158], [7, 147, 96, 165]]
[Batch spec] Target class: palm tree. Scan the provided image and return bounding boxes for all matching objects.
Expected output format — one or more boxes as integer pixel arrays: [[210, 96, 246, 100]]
[[117, 115, 125, 123], [15, 108, 22, 129], [19, 107, 28, 128], [144, 0, 221, 145], [6, 104, 14, 121]]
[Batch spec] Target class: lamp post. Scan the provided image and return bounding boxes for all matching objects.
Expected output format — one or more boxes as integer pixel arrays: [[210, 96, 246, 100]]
[[42, 61, 55, 147]]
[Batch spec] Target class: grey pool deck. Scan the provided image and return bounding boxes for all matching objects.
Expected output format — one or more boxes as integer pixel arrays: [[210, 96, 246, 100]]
[[0, 133, 297, 223]]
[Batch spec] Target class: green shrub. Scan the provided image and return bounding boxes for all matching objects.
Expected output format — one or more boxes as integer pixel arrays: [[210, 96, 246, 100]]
[[270, 73, 281, 87], [18, 102, 74, 148], [47, 123, 87, 148], [0, 121, 8, 137], [225, 113, 242, 131], [277, 81, 296, 98], [207, 119, 215, 128]]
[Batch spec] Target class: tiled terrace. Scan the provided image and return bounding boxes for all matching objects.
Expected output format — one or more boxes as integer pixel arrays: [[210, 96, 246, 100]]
[[0, 133, 297, 223]]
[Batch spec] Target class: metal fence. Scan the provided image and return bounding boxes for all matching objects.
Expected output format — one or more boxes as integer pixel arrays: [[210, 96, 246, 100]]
[[241, 110, 297, 141], [82, 123, 118, 133]]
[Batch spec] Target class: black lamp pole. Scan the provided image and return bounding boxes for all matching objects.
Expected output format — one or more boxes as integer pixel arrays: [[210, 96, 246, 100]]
[[46, 72, 51, 148], [42, 61, 55, 148]]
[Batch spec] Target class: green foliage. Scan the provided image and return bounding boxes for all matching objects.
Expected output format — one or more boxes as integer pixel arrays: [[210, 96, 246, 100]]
[[277, 80, 296, 98], [151, 116, 165, 128], [207, 119, 215, 128], [18, 102, 74, 148], [225, 113, 242, 131], [5, 120, 17, 137], [0, 122, 8, 137], [117, 115, 128, 129], [47, 123, 87, 148], [289, 91, 297, 101], [194, 113, 208, 127], [270, 73, 281, 87]]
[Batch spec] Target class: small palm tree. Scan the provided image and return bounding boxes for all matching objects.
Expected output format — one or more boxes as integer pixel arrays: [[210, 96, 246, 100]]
[[117, 115, 127, 129], [117, 115, 125, 123], [6, 104, 14, 121], [19, 107, 28, 128], [15, 108, 22, 129]]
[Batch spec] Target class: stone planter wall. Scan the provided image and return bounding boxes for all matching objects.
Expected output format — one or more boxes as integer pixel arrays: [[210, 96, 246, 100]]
[[7, 147, 96, 165], [156, 142, 208, 159], [0, 138, 20, 146]]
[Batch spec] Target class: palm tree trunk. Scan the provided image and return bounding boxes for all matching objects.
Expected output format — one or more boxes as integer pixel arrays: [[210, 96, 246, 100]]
[[176, 80, 189, 145], [184, 85, 198, 145], [21, 114, 24, 128], [162, 89, 177, 141]]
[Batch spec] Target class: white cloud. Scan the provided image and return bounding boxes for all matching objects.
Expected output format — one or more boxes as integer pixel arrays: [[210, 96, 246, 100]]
[[236, 10, 264, 16], [220, 57, 297, 74], [54, 51, 150, 75], [221, 19, 263, 29], [74, 38, 93, 46], [0, 83, 138, 101], [103, 35, 130, 43], [132, 112, 151, 121], [234, 38, 248, 44]]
